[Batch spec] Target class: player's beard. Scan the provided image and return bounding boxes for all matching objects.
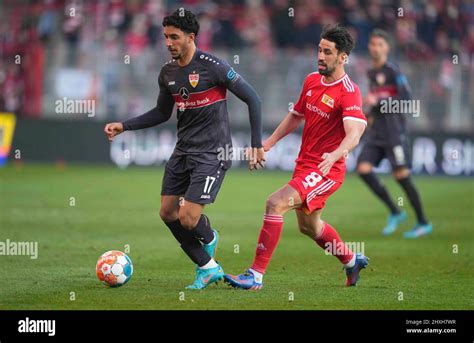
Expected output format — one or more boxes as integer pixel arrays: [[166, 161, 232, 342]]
[[169, 50, 181, 59], [370, 52, 382, 62], [318, 64, 335, 76]]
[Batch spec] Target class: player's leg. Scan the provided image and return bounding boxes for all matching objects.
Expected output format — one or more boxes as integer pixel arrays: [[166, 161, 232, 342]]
[[357, 144, 407, 235], [357, 144, 400, 215], [160, 195, 213, 268], [159, 195, 181, 221], [160, 157, 206, 264], [176, 199, 224, 289], [386, 144, 432, 238], [183, 157, 229, 258], [179, 157, 230, 289], [160, 154, 220, 288], [224, 184, 302, 289], [296, 209, 369, 286], [159, 194, 184, 239], [393, 167, 432, 238], [178, 199, 217, 258], [252, 184, 303, 270]]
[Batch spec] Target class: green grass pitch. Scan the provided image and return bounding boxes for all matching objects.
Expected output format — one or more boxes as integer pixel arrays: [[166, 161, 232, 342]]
[[1, 163, 473, 310]]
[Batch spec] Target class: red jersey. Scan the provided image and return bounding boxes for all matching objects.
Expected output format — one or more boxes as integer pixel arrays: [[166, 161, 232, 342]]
[[292, 72, 367, 182]]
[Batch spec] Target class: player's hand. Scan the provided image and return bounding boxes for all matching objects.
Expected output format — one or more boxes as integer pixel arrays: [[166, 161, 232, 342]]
[[262, 138, 274, 152], [365, 93, 378, 106], [367, 115, 374, 127], [318, 152, 339, 176], [104, 122, 124, 142], [247, 147, 266, 171]]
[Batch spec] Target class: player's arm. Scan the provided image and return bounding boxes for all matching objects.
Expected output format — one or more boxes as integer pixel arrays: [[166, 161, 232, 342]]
[[394, 67, 412, 101], [104, 71, 174, 141], [318, 88, 367, 176], [380, 67, 411, 146], [318, 120, 366, 176], [226, 77, 263, 149], [212, 60, 265, 170], [264, 76, 308, 151], [263, 111, 304, 151]]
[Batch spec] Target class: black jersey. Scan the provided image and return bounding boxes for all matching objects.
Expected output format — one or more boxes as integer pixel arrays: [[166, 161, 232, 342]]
[[122, 48, 262, 161], [366, 62, 411, 147], [161, 49, 235, 154]]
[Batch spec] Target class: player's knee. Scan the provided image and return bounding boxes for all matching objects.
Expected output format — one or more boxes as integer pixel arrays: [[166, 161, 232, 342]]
[[178, 211, 199, 230], [393, 168, 409, 180], [159, 207, 178, 222], [357, 163, 372, 175], [265, 195, 286, 215]]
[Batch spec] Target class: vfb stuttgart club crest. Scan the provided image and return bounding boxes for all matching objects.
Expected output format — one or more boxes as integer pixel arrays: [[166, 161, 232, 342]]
[[189, 73, 199, 88], [376, 72, 386, 86]]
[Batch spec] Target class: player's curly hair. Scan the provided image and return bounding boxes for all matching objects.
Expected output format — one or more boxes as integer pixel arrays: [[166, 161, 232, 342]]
[[162, 8, 200, 36], [321, 24, 355, 55]]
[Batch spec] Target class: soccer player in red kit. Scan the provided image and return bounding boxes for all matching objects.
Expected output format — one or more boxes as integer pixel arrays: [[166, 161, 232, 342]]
[[224, 25, 369, 289]]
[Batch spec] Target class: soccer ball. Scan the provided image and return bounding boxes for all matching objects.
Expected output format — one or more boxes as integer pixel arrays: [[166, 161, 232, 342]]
[[96, 250, 133, 287]]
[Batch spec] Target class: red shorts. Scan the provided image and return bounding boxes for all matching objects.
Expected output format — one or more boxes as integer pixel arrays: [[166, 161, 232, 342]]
[[288, 167, 342, 214]]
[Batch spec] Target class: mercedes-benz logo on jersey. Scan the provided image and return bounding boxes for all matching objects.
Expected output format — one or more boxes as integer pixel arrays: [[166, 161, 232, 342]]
[[179, 87, 190, 100]]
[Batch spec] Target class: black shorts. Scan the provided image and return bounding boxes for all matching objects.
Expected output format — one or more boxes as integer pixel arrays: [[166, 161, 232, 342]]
[[161, 152, 230, 205], [357, 140, 411, 169]]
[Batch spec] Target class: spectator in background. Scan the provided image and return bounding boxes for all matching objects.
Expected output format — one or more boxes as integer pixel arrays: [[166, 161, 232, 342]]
[[292, 3, 322, 50], [107, 0, 130, 35], [463, 24, 474, 59], [0, 0, 471, 122], [237, 2, 274, 62], [144, 0, 164, 48], [212, 0, 242, 47], [270, 0, 295, 48], [125, 14, 149, 57], [63, 0, 83, 66], [341, 0, 371, 52], [197, 11, 216, 52], [37, 0, 58, 43], [1, 63, 24, 114]]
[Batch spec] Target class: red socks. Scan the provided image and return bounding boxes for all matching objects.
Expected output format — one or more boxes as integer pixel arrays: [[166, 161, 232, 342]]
[[251, 214, 283, 274], [315, 221, 354, 265], [251, 216, 354, 274]]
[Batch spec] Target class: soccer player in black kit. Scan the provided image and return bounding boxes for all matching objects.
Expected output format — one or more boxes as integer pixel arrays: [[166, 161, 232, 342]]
[[357, 29, 432, 238], [104, 9, 265, 289]]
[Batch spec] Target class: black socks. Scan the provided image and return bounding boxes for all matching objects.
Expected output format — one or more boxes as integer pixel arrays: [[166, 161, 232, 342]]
[[360, 172, 399, 215], [397, 177, 428, 225], [164, 219, 211, 267], [192, 214, 214, 244]]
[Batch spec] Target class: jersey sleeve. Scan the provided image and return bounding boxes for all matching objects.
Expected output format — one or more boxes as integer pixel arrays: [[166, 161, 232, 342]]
[[208, 57, 242, 87], [291, 77, 308, 117], [340, 87, 367, 125], [157, 68, 175, 111], [121, 68, 174, 131], [206, 56, 263, 148], [394, 68, 412, 101]]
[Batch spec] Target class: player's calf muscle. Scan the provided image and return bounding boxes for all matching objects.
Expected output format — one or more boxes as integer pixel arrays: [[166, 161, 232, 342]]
[[298, 220, 323, 238], [297, 210, 323, 239]]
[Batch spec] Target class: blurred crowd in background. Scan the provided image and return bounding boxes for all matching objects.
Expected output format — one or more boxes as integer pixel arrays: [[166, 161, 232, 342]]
[[1, 0, 473, 131]]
